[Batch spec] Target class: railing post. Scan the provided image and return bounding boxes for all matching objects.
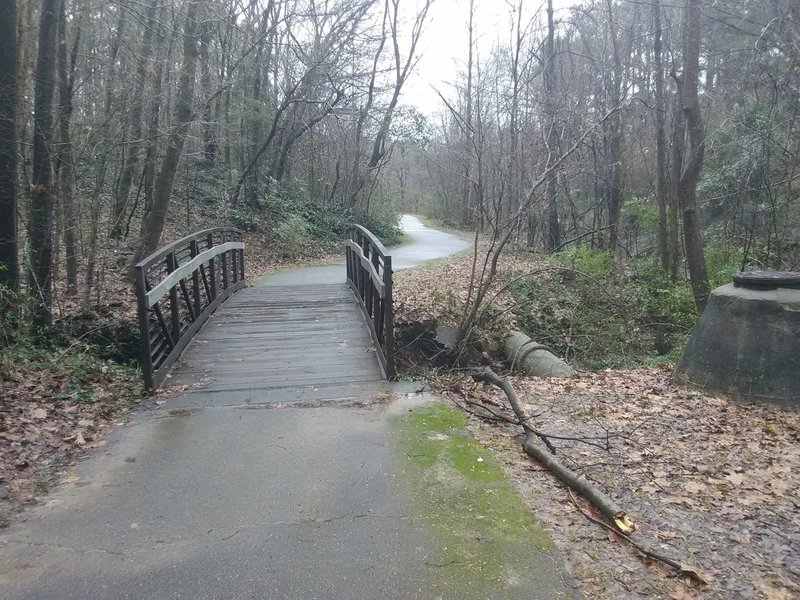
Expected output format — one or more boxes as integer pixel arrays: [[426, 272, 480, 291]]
[[207, 233, 217, 300], [359, 232, 367, 301], [221, 247, 229, 291], [190, 240, 202, 317], [371, 249, 380, 328], [134, 264, 155, 391], [383, 254, 395, 379], [238, 232, 245, 281]]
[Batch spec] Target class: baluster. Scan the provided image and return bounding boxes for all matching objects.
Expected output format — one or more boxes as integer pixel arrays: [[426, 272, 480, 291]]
[[166, 252, 180, 340], [383, 254, 394, 379], [190, 239, 201, 315], [221, 242, 229, 291], [208, 232, 217, 300]]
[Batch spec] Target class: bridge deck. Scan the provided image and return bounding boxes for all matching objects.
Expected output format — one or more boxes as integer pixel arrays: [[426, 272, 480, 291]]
[[166, 279, 387, 406]]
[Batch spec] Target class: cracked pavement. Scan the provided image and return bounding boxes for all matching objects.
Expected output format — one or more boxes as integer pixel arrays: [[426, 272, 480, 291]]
[[0, 399, 446, 599], [0, 388, 573, 600]]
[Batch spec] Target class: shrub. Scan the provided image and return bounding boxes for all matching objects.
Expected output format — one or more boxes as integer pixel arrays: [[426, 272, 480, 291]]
[[554, 246, 614, 279], [273, 214, 312, 260], [354, 204, 403, 245]]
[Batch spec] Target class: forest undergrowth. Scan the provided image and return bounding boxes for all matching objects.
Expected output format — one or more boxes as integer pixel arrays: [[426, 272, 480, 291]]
[[392, 245, 799, 600]]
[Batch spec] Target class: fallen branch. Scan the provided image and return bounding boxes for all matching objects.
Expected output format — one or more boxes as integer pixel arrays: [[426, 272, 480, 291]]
[[471, 367, 635, 534], [457, 397, 611, 452], [472, 368, 557, 453], [568, 490, 709, 587]]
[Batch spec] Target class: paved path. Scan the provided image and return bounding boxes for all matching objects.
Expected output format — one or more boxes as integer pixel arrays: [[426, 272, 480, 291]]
[[0, 216, 572, 598]]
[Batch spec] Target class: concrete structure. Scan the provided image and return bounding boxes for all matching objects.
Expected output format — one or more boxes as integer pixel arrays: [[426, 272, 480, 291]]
[[675, 272, 800, 405]]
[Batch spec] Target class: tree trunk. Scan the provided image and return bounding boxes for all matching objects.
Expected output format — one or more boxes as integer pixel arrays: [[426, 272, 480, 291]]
[[55, 0, 79, 295], [28, 0, 60, 326], [199, 15, 216, 164], [140, 14, 169, 231], [110, 0, 157, 239], [678, 0, 710, 312], [668, 86, 684, 280], [603, 0, 624, 252], [652, 0, 671, 274], [544, 0, 560, 252], [137, 2, 200, 261], [461, 0, 475, 229], [0, 0, 18, 291]]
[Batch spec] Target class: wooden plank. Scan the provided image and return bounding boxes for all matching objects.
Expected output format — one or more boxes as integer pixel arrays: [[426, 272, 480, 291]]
[[165, 278, 386, 397]]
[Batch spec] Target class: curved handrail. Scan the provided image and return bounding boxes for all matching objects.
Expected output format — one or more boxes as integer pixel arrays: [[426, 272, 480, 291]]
[[344, 224, 394, 379], [134, 228, 245, 390]]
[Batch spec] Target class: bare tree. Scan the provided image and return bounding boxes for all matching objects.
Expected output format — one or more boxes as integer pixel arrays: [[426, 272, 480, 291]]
[[55, 0, 80, 295], [544, 0, 560, 251], [137, 1, 202, 260], [110, 0, 158, 239], [676, 0, 710, 311], [28, 0, 60, 326], [354, 0, 435, 213], [0, 0, 18, 291]]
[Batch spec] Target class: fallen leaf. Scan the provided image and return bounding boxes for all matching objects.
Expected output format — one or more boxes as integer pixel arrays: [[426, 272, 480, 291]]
[[670, 583, 701, 599], [729, 531, 751, 544], [683, 480, 706, 494], [725, 471, 745, 486], [31, 408, 48, 420], [680, 564, 710, 585]]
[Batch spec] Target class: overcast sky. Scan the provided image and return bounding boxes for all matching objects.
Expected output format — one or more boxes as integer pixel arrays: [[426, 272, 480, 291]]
[[402, 0, 579, 115]]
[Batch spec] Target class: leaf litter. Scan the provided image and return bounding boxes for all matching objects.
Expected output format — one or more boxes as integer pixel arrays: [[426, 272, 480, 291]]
[[437, 367, 800, 599]]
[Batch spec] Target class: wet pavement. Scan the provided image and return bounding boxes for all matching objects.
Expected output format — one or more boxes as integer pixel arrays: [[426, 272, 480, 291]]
[[391, 215, 471, 271], [0, 217, 573, 599]]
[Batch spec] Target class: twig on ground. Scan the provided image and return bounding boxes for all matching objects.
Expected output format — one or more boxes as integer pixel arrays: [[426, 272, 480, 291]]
[[568, 490, 709, 587]]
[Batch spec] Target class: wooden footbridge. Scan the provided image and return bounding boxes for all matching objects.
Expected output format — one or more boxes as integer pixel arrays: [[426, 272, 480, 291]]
[[134, 225, 395, 399]]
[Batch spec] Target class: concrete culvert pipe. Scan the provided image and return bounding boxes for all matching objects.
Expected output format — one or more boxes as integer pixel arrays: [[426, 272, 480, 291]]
[[505, 330, 576, 378]]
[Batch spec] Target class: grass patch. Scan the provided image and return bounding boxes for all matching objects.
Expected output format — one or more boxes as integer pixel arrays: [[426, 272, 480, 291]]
[[392, 403, 564, 597]]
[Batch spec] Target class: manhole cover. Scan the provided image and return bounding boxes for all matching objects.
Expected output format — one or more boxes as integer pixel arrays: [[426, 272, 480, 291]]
[[732, 271, 800, 290]]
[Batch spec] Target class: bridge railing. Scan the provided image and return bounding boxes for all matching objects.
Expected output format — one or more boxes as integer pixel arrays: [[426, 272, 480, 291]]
[[134, 228, 245, 391], [344, 225, 395, 379]]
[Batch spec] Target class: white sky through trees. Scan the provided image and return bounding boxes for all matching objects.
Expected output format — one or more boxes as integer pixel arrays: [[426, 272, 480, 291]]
[[404, 0, 578, 115]]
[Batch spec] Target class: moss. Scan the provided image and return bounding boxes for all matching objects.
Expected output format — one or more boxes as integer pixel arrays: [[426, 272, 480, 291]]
[[393, 403, 561, 597]]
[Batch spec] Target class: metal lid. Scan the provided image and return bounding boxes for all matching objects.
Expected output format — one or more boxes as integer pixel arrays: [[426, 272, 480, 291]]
[[732, 271, 800, 290]]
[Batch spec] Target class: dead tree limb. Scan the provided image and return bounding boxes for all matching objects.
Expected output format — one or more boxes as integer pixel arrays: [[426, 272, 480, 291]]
[[471, 367, 635, 534]]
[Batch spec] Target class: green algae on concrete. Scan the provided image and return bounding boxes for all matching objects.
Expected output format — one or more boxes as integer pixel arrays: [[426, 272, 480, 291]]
[[392, 402, 572, 599]]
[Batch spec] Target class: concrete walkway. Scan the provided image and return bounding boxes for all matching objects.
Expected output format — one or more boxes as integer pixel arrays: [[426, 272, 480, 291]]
[[0, 216, 572, 598]]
